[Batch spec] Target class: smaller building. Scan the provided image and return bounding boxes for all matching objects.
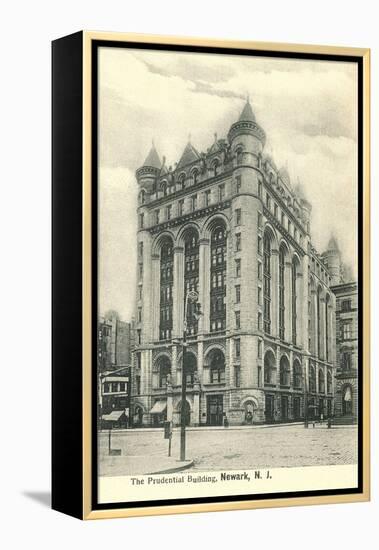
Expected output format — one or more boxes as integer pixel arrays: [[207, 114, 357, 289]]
[[332, 281, 358, 421], [324, 237, 358, 423], [100, 366, 131, 428]]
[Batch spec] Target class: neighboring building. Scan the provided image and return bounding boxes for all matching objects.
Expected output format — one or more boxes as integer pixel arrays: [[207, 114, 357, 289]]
[[100, 366, 131, 428], [131, 99, 337, 427], [97, 311, 134, 427], [324, 239, 358, 422], [98, 310, 134, 373]]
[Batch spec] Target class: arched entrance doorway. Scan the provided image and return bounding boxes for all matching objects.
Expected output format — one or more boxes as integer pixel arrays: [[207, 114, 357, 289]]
[[342, 385, 353, 415]]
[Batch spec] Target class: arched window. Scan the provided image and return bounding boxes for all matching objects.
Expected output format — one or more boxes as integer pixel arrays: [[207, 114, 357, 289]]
[[157, 356, 171, 388], [212, 159, 220, 176], [178, 173, 186, 190], [292, 257, 298, 344], [280, 356, 290, 386], [325, 294, 330, 361], [140, 189, 146, 204], [184, 229, 199, 335], [159, 237, 174, 341], [184, 353, 197, 386], [210, 221, 227, 332], [327, 370, 332, 394], [236, 147, 243, 165], [309, 363, 316, 393], [192, 169, 199, 185], [279, 245, 286, 340], [263, 231, 272, 334], [162, 181, 167, 197], [293, 360, 302, 389], [264, 350, 277, 385], [209, 349, 225, 384], [318, 368, 325, 393]]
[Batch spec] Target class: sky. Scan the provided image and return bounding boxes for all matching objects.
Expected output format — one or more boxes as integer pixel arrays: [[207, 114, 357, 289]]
[[98, 47, 358, 322]]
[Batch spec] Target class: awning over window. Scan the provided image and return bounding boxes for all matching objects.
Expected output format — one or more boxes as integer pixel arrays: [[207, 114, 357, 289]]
[[102, 410, 124, 421], [150, 400, 167, 414]]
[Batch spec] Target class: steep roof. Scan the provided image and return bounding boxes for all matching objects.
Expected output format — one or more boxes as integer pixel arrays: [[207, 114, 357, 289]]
[[238, 99, 256, 122], [177, 141, 200, 169], [142, 144, 161, 169], [327, 236, 339, 251]]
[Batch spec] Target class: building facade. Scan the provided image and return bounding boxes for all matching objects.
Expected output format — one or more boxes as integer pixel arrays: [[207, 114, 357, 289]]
[[324, 239, 358, 421], [98, 310, 134, 373], [131, 100, 337, 427], [97, 311, 135, 426]]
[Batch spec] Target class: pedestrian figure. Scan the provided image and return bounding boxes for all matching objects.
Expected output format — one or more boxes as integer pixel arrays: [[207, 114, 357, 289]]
[[320, 412, 324, 425], [223, 415, 229, 428]]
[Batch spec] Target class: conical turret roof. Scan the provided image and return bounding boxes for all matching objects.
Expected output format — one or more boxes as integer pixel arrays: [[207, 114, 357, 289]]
[[177, 141, 200, 169], [327, 235, 339, 251], [142, 143, 161, 169], [238, 98, 256, 122]]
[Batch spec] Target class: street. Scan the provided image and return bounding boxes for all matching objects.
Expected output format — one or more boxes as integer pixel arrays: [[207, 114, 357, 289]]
[[99, 424, 358, 477]]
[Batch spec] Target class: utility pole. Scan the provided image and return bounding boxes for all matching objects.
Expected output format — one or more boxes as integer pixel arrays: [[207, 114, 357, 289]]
[[180, 290, 202, 461], [304, 360, 309, 428]]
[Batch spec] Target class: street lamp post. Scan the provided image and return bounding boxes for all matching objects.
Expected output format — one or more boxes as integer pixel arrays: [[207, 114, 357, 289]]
[[180, 290, 202, 462], [304, 362, 309, 428]]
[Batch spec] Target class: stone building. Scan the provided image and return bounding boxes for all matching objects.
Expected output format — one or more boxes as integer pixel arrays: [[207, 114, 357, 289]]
[[98, 310, 134, 373], [324, 239, 358, 422], [131, 99, 337, 427]]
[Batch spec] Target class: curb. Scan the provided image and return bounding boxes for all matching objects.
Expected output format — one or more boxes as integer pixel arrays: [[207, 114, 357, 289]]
[[146, 460, 194, 475]]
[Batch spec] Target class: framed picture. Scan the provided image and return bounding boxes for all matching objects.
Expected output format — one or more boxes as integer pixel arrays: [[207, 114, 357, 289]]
[[52, 31, 370, 520]]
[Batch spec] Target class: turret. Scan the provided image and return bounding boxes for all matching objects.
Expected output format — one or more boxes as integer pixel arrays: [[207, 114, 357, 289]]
[[323, 236, 342, 285], [136, 143, 162, 193], [228, 98, 266, 159]]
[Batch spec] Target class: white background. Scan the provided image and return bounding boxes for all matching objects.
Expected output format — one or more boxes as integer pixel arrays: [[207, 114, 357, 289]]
[[1, 1, 377, 548]]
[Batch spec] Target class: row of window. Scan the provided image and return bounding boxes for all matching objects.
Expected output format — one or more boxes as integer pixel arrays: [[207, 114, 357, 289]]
[[103, 382, 127, 394]]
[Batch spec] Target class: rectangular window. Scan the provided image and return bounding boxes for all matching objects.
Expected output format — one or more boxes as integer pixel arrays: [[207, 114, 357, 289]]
[[236, 233, 241, 251], [138, 242, 143, 257], [236, 175, 242, 193], [235, 285, 241, 303], [274, 203, 278, 218], [266, 193, 271, 209], [191, 194, 197, 211], [138, 287, 142, 300], [258, 338, 262, 359], [205, 189, 211, 206], [342, 322, 352, 340], [258, 312, 262, 331], [235, 259, 241, 278], [258, 366, 262, 388], [288, 219, 292, 234], [258, 181, 262, 198], [137, 329, 141, 344], [258, 235, 262, 255], [258, 286, 262, 306], [166, 204, 172, 220], [235, 337, 240, 358], [138, 263, 143, 278], [235, 311, 241, 330], [139, 213, 144, 228], [178, 199, 184, 216], [341, 299, 351, 312], [258, 261, 262, 280], [218, 184, 225, 202], [281, 212, 285, 227], [136, 375, 141, 395], [155, 209, 160, 224], [138, 308, 142, 323], [234, 366, 241, 387], [258, 212, 262, 228], [235, 208, 241, 225]]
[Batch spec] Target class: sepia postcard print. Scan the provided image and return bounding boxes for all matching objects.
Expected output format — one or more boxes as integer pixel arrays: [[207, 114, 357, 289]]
[[96, 44, 362, 507]]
